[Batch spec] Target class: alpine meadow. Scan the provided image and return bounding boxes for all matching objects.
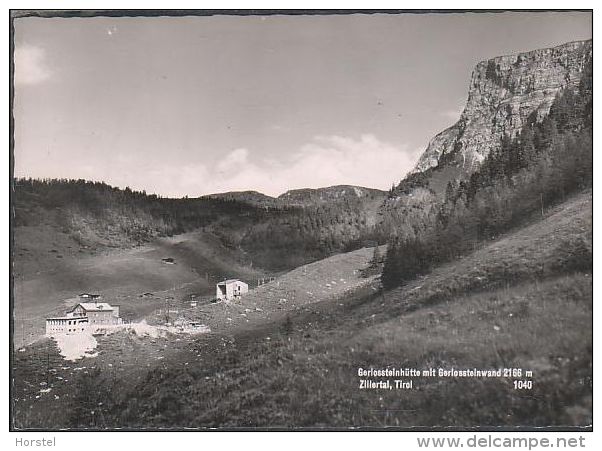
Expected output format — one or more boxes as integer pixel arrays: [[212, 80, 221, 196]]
[[11, 13, 592, 431]]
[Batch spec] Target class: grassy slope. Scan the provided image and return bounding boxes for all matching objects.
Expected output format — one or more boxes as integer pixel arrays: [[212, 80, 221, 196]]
[[11, 245, 382, 429], [12, 191, 592, 429], [114, 191, 591, 429], [174, 245, 383, 334], [13, 228, 267, 348]]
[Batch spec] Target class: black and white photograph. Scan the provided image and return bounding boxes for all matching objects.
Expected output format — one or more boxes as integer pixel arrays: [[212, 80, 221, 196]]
[[9, 8, 593, 433]]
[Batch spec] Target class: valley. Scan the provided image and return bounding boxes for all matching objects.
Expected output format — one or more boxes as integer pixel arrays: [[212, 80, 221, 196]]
[[11, 190, 592, 429], [13, 227, 271, 348], [10, 37, 593, 430]]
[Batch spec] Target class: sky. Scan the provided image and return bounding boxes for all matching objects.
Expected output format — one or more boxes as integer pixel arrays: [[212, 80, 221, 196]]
[[13, 11, 592, 197]]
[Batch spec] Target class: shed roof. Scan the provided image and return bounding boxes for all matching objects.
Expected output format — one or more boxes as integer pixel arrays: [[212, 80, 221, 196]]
[[46, 316, 89, 321], [218, 279, 247, 286], [73, 302, 114, 312]]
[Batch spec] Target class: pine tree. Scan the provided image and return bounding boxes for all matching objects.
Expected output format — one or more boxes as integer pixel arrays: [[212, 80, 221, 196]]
[[371, 246, 382, 266]]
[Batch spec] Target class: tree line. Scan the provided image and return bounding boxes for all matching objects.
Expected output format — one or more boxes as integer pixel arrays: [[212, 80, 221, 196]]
[[13, 177, 387, 272]]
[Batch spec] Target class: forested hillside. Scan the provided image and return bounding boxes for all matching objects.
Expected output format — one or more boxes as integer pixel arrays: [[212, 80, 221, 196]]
[[382, 59, 592, 289], [13, 178, 387, 272]]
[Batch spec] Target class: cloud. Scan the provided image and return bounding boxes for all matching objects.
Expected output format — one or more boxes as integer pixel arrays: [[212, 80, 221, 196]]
[[14, 45, 52, 86], [101, 162, 213, 199], [216, 148, 249, 173], [16, 134, 421, 199], [191, 134, 421, 197]]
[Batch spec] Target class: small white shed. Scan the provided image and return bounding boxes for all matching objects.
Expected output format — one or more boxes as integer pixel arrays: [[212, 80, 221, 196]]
[[216, 279, 248, 301]]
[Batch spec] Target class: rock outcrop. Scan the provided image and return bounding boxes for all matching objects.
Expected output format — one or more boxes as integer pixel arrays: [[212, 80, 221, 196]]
[[413, 39, 592, 174]]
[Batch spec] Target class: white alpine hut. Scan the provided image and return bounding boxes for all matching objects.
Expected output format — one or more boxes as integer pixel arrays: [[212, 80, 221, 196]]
[[216, 279, 248, 301]]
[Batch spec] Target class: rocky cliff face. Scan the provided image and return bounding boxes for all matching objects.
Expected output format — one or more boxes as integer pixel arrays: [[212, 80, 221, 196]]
[[413, 39, 592, 174]]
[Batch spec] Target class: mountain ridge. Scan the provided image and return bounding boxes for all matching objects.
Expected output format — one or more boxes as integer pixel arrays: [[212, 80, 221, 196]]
[[412, 38, 592, 175], [203, 184, 386, 208]]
